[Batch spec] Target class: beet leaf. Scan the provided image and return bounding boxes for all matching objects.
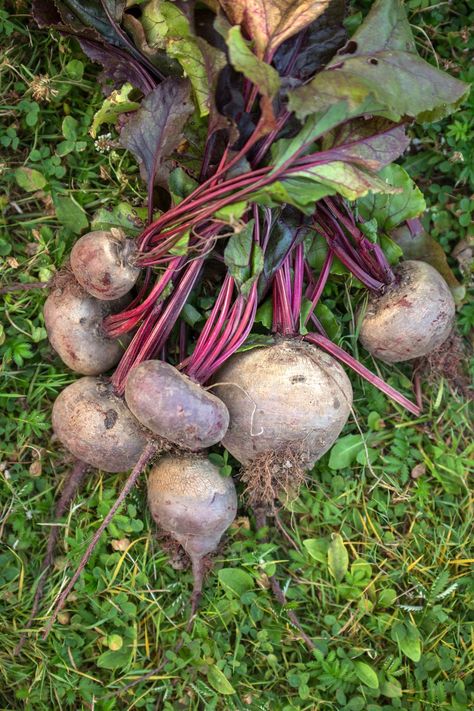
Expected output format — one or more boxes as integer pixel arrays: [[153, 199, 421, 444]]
[[289, 0, 469, 123]]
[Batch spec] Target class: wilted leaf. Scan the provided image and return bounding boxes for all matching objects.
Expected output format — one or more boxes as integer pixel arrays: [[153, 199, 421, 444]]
[[166, 37, 211, 116], [322, 118, 410, 172], [226, 26, 280, 97], [58, 0, 126, 44], [15, 167, 47, 192], [196, 37, 230, 135], [354, 661, 379, 689], [90, 83, 140, 137], [391, 221, 465, 302], [273, 0, 346, 80], [79, 37, 159, 94], [328, 533, 349, 583], [288, 0, 469, 122], [207, 665, 236, 695], [32, 0, 161, 94], [120, 78, 194, 188], [218, 0, 331, 58]]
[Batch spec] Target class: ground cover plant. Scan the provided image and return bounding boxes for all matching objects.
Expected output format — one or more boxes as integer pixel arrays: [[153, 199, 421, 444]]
[[0, 0, 472, 708]]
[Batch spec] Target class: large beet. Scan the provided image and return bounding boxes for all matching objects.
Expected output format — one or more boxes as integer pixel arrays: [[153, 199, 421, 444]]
[[125, 360, 229, 450], [52, 377, 148, 472], [359, 260, 455, 363], [214, 339, 353, 467], [70, 230, 140, 300], [44, 275, 130, 375]]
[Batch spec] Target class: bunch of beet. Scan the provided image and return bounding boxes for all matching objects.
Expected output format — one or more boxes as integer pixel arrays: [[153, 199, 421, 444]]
[[14, 208, 455, 653], [14, 0, 464, 658]]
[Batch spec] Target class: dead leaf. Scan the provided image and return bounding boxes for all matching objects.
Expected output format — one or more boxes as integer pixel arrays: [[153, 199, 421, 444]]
[[111, 538, 131, 551], [218, 0, 330, 58], [29, 460, 42, 478], [391, 221, 466, 303], [411, 463, 426, 479]]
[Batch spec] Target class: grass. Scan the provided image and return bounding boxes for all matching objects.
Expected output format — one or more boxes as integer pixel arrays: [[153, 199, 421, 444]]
[[0, 2, 472, 709]]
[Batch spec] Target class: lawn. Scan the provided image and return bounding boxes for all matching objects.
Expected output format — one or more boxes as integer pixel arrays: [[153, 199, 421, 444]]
[[0, 1, 472, 709]]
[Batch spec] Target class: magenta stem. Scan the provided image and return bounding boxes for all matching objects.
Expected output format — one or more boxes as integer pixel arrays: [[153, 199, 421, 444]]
[[112, 258, 204, 393], [291, 243, 305, 324], [304, 333, 421, 416], [304, 247, 334, 326]]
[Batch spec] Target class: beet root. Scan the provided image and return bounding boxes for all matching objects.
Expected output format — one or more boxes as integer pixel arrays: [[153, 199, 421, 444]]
[[70, 229, 140, 300], [14, 458, 89, 654], [214, 339, 352, 466], [125, 360, 229, 451], [52, 376, 148, 472], [148, 455, 237, 613], [214, 339, 352, 506], [359, 260, 455, 363], [44, 274, 130, 375]]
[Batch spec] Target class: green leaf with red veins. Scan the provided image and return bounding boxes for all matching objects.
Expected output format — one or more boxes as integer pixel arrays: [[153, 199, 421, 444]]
[[218, 0, 331, 59], [120, 78, 194, 187], [255, 159, 401, 210], [226, 26, 280, 98], [288, 0, 469, 123], [321, 118, 410, 171]]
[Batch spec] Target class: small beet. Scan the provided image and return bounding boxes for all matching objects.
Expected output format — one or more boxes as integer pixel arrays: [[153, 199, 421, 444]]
[[70, 229, 140, 300], [125, 360, 229, 450], [44, 274, 130, 375], [52, 376, 148, 472], [148, 454, 237, 613], [359, 260, 455, 363]]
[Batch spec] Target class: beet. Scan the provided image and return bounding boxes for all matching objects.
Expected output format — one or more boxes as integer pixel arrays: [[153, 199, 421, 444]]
[[148, 454, 237, 613], [125, 360, 229, 450], [214, 339, 353, 467], [44, 274, 130, 375], [359, 260, 455, 363], [52, 376, 148, 472], [70, 229, 140, 300]]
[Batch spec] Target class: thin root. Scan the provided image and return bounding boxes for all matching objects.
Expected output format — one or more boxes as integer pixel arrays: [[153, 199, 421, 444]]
[[241, 447, 307, 510], [42, 442, 157, 639], [252, 506, 314, 651], [413, 329, 472, 398], [0, 281, 50, 295], [14, 458, 89, 654], [269, 575, 315, 651]]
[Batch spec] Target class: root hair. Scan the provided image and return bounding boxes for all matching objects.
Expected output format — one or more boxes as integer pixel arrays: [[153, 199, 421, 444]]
[[241, 446, 308, 510]]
